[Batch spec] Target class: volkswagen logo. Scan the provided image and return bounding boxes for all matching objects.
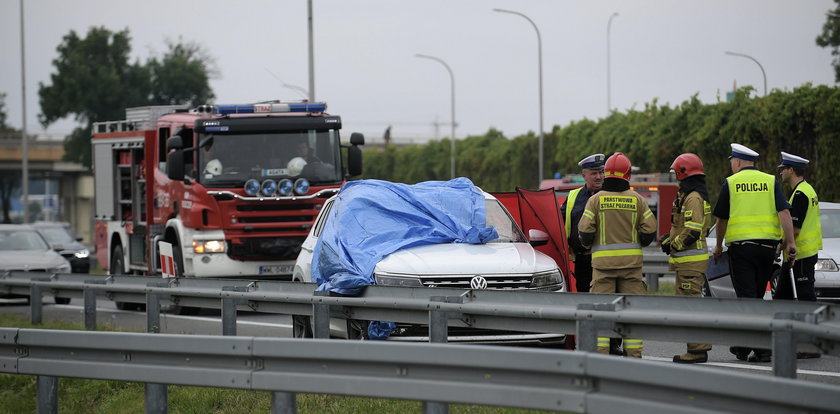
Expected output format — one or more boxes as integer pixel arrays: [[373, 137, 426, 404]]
[[470, 275, 488, 289]]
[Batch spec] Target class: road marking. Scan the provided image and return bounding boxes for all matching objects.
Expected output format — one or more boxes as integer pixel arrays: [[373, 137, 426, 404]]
[[644, 356, 840, 378]]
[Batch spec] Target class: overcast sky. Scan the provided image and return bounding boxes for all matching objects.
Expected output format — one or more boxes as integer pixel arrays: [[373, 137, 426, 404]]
[[1, 0, 837, 144]]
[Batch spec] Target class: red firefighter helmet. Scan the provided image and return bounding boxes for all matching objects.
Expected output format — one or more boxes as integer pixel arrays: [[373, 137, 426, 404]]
[[670, 153, 704, 180], [604, 152, 632, 182]]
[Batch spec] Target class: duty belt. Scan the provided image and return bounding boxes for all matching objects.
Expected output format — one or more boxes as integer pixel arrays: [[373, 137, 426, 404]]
[[730, 240, 777, 249]]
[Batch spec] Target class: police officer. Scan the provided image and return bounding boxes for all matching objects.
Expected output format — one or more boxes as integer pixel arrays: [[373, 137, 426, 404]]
[[712, 143, 797, 363], [776, 151, 822, 359], [579, 152, 658, 358], [661, 153, 713, 364], [560, 153, 605, 293]]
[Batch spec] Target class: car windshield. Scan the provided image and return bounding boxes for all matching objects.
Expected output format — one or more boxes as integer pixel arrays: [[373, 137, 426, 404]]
[[0, 230, 50, 251], [197, 129, 342, 187], [820, 209, 840, 238], [485, 199, 527, 243], [37, 227, 74, 244]]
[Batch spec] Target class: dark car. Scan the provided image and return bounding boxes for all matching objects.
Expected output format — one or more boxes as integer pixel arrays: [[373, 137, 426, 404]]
[[32, 222, 91, 273]]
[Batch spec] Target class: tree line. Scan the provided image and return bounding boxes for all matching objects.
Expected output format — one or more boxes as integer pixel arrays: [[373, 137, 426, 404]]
[[361, 84, 840, 204]]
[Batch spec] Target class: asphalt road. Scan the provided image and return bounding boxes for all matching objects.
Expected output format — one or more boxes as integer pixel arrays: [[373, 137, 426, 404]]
[[2, 298, 838, 386]]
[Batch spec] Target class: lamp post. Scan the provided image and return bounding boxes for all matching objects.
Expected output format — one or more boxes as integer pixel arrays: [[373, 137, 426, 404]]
[[415, 54, 456, 179], [307, 0, 315, 101], [607, 12, 619, 114], [19, 0, 28, 223], [493, 8, 544, 186], [725, 51, 767, 96]]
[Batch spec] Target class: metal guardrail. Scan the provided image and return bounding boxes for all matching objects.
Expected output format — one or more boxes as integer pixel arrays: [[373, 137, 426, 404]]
[[1, 271, 840, 412], [2, 328, 839, 414]]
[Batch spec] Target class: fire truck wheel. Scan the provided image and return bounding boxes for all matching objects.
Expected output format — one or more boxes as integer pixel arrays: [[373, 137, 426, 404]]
[[292, 315, 313, 338], [347, 319, 368, 340], [111, 245, 144, 311]]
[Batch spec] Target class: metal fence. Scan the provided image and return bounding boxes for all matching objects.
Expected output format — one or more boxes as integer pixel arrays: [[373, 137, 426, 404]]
[[2, 270, 840, 413], [2, 328, 839, 414]]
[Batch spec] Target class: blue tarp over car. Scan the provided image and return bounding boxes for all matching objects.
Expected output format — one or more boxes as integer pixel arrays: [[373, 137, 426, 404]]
[[312, 178, 499, 295]]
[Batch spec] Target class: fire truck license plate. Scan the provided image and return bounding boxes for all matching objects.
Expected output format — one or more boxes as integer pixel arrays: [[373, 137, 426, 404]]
[[259, 265, 293, 275]]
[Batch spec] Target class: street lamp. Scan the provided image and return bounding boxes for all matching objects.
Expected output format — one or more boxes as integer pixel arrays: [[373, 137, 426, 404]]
[[415, 54, 456, 179], [724, 51, 767, 96], [493, 8, 544, 186], [607, 12, 619, 114]]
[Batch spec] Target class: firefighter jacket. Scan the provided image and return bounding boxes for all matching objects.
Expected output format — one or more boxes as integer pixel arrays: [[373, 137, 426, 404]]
[[667, 190, 713, 272], [578, 189, 657, 270]]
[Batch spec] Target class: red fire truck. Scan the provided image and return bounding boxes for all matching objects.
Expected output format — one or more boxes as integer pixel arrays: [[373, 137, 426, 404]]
[[92, 101, 363, 288]]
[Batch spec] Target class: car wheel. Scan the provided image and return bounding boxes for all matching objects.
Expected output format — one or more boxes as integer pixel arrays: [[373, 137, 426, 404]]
[[347, 319, 368, 340], [292, 315, 313, 338], [54, 297, 71, 305], [770, 266, 781, 297]]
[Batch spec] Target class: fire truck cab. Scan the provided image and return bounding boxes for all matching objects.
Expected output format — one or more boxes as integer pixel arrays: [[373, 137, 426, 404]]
[[92, 101, 363, 283]]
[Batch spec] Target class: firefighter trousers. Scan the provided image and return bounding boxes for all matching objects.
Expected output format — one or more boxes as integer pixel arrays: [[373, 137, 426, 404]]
[[591, 267, 645, 358], [675, 269, 712, 353]]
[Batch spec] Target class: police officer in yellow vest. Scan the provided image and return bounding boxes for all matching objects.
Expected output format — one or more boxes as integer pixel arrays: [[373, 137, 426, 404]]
[[579, 152, 658, 358], [776, 152, 822, 300], [560, 153, 605, 293], [660, 153, 714, 363], [776, 151, 822, 359], [712, 143, 797, 363]]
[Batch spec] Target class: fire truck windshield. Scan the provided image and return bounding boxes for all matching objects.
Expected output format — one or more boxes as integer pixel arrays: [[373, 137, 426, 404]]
[[197, 130, 342, 187]]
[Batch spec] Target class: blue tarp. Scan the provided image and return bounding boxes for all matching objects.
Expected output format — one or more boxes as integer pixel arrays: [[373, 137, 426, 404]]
[[312, 178, 499, 295]]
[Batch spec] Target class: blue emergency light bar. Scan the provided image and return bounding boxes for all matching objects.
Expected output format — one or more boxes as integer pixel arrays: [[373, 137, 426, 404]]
[[212, 102, 327, 115]]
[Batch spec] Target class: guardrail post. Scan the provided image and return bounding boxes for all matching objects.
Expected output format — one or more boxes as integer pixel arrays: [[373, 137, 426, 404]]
[[271, 391, 297, 414], [772, 312, 799, 379], [222, 286, 248, 336], [425, 296, 457, 414], [312, 291, 331, 339], [576, 302, 618, 352], [83, 280, 106, 331], [30, 281, 44, 325], [645, 273, 660, 292], [36, 375, 58, 414], [145, 282, 168, 413]]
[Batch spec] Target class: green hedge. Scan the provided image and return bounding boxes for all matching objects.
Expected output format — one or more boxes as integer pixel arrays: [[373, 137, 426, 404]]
[[362, 84, 840, 203]]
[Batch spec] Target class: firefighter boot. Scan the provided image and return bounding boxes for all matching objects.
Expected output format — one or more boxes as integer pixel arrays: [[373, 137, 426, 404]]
[[673, 350, 708, 364], [625, 348, 642, 358]]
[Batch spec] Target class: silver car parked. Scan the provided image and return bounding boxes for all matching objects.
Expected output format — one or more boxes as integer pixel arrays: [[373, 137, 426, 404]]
[[706, 202, 840, 302]]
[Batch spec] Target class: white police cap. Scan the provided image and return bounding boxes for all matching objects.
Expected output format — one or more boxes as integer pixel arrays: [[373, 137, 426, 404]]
[[578, 153, 605, 169], [778, 151, 809, 168], [729, 143, 759, 161]]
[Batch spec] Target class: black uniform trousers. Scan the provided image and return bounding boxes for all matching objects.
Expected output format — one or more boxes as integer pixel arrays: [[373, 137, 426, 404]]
[[728, 241, 777, 359], [776, 254, 818, 301], [574, 253, 593, 293]]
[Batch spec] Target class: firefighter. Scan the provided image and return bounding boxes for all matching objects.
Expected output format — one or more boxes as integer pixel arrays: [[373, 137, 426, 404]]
[[660, 153, 713, 363], [560, 153, 605, 293], [712, 143, 797, 363], [578, 152, 658, 358]]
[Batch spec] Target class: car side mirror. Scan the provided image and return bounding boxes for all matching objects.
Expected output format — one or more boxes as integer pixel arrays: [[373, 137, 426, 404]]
[[350, 132, 365, 146], [168, 149, 185, 181], [75, 236, 83, 242], [528, 229, 549, 247]]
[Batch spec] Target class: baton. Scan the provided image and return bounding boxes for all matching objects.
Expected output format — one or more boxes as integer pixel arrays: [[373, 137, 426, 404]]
[[789, 266, 798, 300]]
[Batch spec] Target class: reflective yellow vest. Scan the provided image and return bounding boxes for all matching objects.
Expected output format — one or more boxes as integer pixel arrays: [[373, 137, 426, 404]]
[[725, 169, 782, 243], [565, 187, 582, 239], [790, 181, 822, 259]]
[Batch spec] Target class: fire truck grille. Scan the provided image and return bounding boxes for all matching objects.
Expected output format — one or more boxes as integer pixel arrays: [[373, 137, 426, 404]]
[[420, 275, 533, 289], [228, 236, 306, 261], [237, 215, 312, 224]]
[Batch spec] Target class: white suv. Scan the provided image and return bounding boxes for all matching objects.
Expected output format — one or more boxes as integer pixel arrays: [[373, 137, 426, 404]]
[[292, 191, 566, 344]]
